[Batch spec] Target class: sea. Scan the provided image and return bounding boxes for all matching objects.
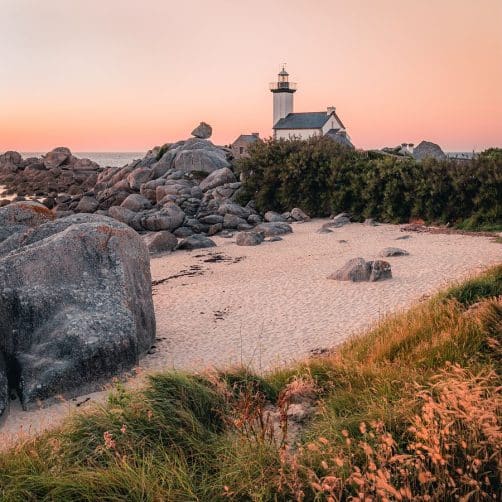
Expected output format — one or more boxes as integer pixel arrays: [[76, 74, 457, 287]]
[[19, 152, 145, 168], [1, 150, 477, 172]]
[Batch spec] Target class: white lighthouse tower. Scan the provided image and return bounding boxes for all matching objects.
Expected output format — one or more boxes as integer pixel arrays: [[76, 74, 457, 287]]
[[270, 66, 297, 127]]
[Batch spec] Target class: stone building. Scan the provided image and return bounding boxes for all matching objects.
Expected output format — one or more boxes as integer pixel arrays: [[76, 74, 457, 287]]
[[231, 133, 260, 159]]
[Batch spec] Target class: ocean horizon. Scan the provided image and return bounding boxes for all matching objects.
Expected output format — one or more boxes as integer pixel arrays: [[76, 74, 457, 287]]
[[18, 152, 146, 168], [0, 149, 477, 170]]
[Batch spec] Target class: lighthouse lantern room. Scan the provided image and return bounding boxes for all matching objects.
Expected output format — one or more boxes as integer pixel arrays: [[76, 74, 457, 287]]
[[269, 66, 297, 127]]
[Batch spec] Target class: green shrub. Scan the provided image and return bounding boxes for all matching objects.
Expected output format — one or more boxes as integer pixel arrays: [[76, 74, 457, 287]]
[[237, 137, 502, 228]]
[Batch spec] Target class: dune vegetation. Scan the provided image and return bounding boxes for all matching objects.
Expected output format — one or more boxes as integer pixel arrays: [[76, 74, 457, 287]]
[[237, 139, 502, 232], [0, 265, 501, 501]]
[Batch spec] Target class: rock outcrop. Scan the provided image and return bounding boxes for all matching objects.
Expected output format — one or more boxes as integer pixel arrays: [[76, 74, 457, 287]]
[[0, 147, 101, 199], [0, 125, 304, 251], [0, 203, 155, 417], [412, 141, 446, 161]]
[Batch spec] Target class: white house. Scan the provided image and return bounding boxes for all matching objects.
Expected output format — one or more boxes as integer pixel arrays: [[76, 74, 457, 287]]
[[270, 67, 353, 147]]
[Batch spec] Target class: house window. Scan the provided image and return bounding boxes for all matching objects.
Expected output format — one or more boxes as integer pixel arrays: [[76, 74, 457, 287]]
[[239, 147, 244, 154]]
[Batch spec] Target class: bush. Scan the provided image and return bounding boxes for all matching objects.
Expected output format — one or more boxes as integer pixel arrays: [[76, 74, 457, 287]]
[[237, 138, 502, 228]]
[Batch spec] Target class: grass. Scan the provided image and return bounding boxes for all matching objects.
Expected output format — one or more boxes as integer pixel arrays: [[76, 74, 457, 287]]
[[0, 266, 501, 501], [455, 218, 502, 233]]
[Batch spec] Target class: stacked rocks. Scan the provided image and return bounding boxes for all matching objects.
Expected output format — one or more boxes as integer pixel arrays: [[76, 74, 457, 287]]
[[1, 124, 306, 253]]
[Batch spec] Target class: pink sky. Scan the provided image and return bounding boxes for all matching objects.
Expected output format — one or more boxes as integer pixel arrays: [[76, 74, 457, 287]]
[[1, 0, 501, 152]]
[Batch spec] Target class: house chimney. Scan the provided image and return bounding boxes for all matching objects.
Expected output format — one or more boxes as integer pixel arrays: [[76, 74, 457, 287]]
[[252, 132, 259, 137], [327, 106, 336, 115]]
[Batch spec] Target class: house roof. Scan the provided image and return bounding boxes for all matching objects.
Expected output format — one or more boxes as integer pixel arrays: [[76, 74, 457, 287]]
[[232, 134, 260, 145], [274, 112, 330, 130], [324, 129, 354, 148]]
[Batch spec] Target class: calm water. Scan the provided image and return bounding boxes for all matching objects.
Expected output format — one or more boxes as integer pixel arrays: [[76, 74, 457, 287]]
[[3, 151, 476, 168], [20, 152, 145, 168]]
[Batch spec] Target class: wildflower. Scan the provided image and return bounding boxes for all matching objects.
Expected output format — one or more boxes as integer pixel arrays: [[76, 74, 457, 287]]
[[120, 424, 127, 434], [103, 431, 116, 449]]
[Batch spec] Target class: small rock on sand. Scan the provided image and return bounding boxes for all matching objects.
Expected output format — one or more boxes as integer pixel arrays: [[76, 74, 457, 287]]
[[380, 247, 409, 257], [177, 234, 216, 250], [328, 257, 392, 282], [236, 231, 265, 246], [143, 231, 178, 254]]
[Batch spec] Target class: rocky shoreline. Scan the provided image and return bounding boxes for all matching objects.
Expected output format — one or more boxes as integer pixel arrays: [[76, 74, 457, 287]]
[[0, 124, 313, 255]]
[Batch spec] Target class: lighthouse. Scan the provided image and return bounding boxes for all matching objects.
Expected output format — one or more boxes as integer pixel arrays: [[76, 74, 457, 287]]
[[269, 66, 297, 127]]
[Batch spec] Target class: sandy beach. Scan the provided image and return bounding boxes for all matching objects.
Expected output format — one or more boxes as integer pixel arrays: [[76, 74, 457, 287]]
[[1, 219, 500, 448]]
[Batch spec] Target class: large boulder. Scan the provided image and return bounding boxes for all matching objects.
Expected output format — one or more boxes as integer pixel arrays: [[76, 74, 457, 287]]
[[199, 214, 224, 225], [127, 167, 152, 191], [121, 193, 152, 212], [72, 158, 99, 171], [107, 205, 137, 226], [264, 211, 286, 223], [96, 187, 131, 209], [236, 231, 264, 246], [291, 208, 310, 222], [191, 122, 212, 139], [174, 149, 230, 174], [199, 167, 236, 191], [142, 203, 185, 232], [0, 151, 22, 166], [43, 147, 72, 169], [330, 213, 351, 227], [223, 213, 247, 229], [177, 234, 216, 250], [76, 195, 99, 213], [0, 208, 155, 414], [412, 141, 446, 161], [254, 222, 293, 237], [0, 201, 54, 243], [328, 258, 392, 282], [142, 231, 178, 254], [217, 202, 251, 219]]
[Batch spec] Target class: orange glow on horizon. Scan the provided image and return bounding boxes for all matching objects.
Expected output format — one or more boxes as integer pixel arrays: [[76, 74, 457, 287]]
[[1, 0, 501, 153]]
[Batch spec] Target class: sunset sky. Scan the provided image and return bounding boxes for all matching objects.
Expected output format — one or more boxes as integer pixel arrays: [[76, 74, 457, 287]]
[[1, 0, 501, 152]]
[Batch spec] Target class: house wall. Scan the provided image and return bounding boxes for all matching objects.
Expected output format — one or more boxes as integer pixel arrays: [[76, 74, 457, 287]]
[[321, 114, 344, 135], [231, 139, 254, 159], [273, 92, 294, 126], [275, 128, 321, 140]]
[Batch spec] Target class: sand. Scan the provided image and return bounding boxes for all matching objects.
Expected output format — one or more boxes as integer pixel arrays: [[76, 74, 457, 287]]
[[1, 220, 500, 448]]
